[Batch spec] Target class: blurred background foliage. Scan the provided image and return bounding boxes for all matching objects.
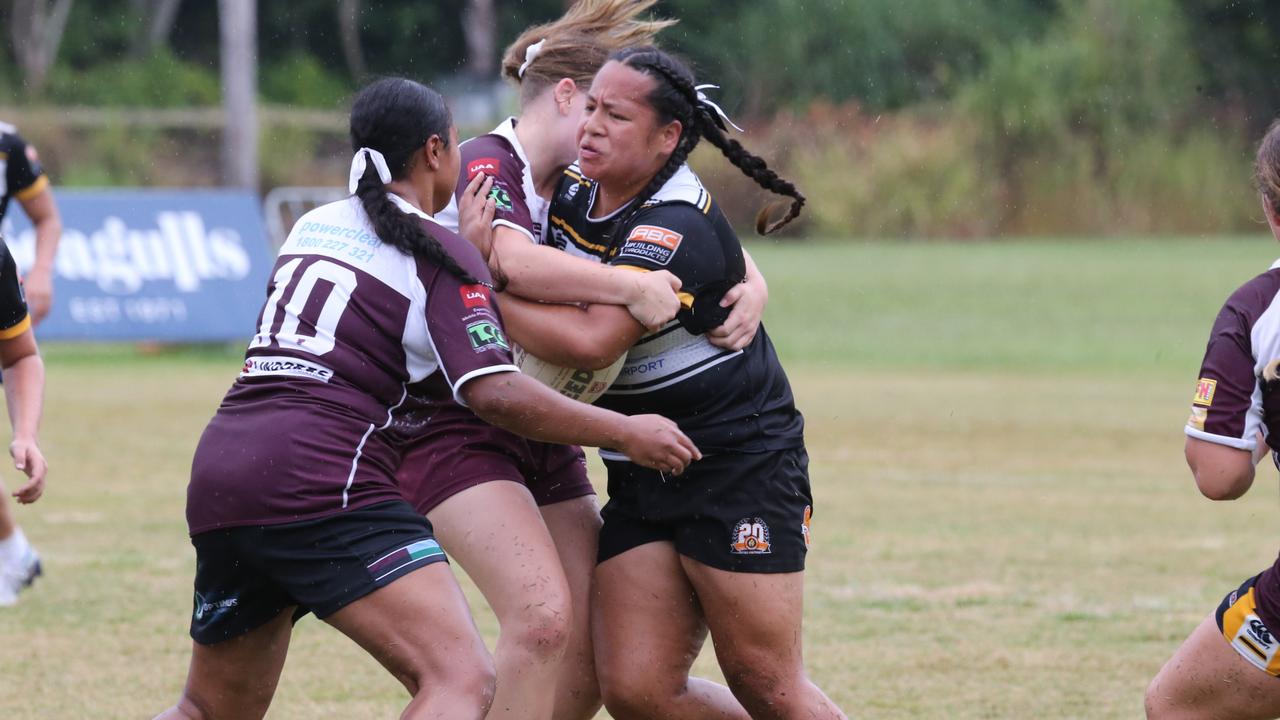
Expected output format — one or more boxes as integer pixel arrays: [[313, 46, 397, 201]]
[[2, 0, 1280, 238]]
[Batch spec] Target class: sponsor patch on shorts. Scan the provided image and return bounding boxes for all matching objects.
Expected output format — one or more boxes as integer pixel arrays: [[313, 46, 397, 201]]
[[1188, 406, 1207, 431], [731, 517, 772, 555], [1194, 378, 1217, 407], [802, 505, 812, 548], [618, 225, 683, 266], [241, 355, 333, 382]]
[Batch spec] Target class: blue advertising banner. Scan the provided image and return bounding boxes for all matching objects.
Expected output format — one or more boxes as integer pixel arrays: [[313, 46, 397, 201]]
[[0, 190, 274, 341]]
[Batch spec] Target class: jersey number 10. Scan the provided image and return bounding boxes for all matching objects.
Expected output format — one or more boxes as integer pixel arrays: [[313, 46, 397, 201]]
[[249, 258, 357, 356]]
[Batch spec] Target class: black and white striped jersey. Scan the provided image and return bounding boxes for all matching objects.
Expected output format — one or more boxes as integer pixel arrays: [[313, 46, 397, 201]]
[[547, 163, 804, 457]]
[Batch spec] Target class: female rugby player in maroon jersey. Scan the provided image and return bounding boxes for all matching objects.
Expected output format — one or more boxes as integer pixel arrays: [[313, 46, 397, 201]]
[[1147, 121, 1280, 720], [403, 3, 768, 718], [153, 77, 697, 720], [496, 48, 845, 719]]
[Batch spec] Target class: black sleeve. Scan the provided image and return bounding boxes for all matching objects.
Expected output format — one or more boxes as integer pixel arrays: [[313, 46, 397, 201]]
[[609, 203, 745, 334], [0, 240, 30, 338], [4, 132, 46, 200]]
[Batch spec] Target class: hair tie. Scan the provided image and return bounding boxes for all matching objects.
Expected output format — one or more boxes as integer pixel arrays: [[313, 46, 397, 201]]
[[348, 147, 393, 193], [694, 84, 744, 133], [518, 39, 546, 79]]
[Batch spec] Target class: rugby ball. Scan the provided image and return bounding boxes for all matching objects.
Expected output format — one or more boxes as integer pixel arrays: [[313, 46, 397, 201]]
[[514, 345, 625, 404]]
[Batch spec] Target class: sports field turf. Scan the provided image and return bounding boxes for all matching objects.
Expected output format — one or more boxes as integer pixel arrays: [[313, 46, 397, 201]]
[[2, 236, 1279, 718]]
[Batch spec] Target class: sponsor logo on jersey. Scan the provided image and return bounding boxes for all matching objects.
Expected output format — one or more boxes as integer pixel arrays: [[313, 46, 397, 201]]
[[1187, 406, 1207, 431], [802, 505, 812, 548], [466, 320, 509, 352], [1193, 378, 1217, 406], [619, 225, 683, 266], [468, 157, 500, 179], [459, 284, 490, 309], [730, 517, 772, 555], [240, 355, 334, 382], [564, 182, 580, 200], [489, 186, 514, 213]]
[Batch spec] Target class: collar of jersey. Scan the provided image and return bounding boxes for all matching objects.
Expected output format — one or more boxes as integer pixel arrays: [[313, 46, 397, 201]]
[[386, 192, 446, 228]]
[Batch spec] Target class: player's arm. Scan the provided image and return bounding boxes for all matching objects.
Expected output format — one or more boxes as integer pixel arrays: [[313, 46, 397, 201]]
[[10, 138, 59, 324], [1184, 436, 1255, 500], [461, 371, 699, 472], [487, 227, 681, 332], [707, 248, 767, 351], [0, 328, 45, 504], [497, 293, 645, 370]]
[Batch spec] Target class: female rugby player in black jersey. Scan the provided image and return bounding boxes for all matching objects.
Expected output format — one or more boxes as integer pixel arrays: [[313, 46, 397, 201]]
[[498, 47, 846, 720]]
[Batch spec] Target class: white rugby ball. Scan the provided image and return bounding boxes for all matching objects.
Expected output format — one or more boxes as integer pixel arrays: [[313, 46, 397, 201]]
[[514, 346, 625, 405]]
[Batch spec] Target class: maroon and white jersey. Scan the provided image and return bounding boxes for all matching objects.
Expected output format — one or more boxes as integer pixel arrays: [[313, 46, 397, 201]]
[[435, 118, 549, 245], [186, 195, 518, 535], [1185, 261, 1280, 451]]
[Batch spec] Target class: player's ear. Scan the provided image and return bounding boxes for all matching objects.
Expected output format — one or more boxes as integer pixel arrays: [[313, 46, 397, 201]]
[[554, 78, 577, 113], [657, 119, 682, 156], [423, 136, 443, 171]]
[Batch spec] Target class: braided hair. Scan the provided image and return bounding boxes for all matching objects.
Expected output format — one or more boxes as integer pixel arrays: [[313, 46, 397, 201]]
[[349, 77, 480, 285], [606, 46, 805, 250]]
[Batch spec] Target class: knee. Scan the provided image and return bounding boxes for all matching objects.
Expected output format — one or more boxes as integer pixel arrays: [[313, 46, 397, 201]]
[[720, 655, 803, 715], [501, 593, 573, 662], [413, 651, 497, 710], [598, 663, 671, 719]]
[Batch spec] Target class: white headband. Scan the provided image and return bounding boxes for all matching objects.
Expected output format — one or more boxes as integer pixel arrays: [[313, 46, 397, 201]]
[[518, 39, 546, 79], [348, 147, 393, 194], [694, 84, 744, 133]]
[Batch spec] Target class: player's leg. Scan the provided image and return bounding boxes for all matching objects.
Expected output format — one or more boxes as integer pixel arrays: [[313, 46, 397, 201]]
[[324, 561, 496, 718], [0, 484, 39, 606], [427, 480, 573, 720], [681, 560, 845, 720], [540, 493, 604, 720], [153, 607, 294, 720], [1147, 577, 1280, 719], [594, 541, 750, 720]]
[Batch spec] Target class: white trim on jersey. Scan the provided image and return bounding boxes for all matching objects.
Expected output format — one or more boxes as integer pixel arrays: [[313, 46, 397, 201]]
[[343, 384, 409, 508], [493, 218, 537, 243], [1185, 426, 1257, 451], [451, 364, 520, 407]]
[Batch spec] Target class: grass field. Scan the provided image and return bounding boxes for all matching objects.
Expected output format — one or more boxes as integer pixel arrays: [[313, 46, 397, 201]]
[[3, 237, 1280, 718]]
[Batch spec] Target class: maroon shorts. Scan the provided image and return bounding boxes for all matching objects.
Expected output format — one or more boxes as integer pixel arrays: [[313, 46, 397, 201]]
[[396, 409, 594, 514]]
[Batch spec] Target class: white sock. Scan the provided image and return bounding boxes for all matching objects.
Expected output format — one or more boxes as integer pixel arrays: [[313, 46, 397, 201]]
[[0, 528, 29, 565]]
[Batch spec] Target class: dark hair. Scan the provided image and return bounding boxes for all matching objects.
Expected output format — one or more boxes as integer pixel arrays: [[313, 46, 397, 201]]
[[606, 46, 806, 246], [1258, 118, 1280, 219], [349, 77, 479, 285]]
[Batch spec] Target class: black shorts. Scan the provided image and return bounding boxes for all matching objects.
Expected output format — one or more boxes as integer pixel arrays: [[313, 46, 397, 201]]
[[189, 500, 447, 645], [598, 447, 812, 573]]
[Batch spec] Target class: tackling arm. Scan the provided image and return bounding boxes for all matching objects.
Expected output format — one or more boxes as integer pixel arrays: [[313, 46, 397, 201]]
[[488, 227, 680, 332], [497, 292, 645, 370]]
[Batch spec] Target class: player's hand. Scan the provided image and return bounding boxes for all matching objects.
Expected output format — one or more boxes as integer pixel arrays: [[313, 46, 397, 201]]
[[458, 173, 497, 261], [619, 414, 701, 475], [22, 268, 53, 325], [708, 277, 765, 351], [625, 270, 682, 332], [9, 437, 46, 504]]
